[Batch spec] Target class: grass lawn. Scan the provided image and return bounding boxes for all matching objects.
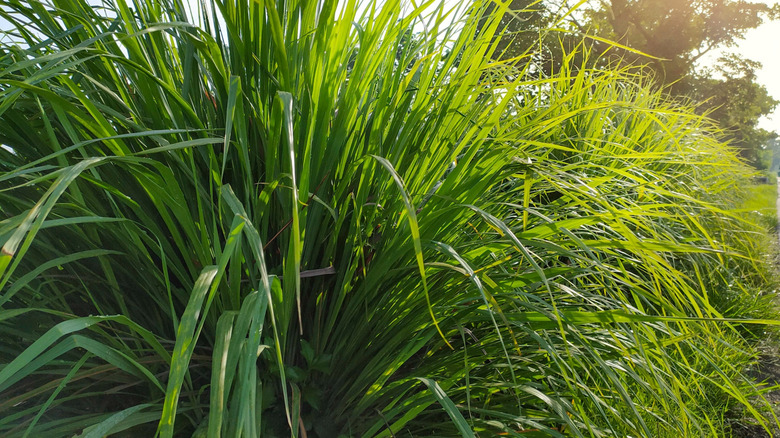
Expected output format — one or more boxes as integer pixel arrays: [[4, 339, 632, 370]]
[[742, 179, 779, 231]]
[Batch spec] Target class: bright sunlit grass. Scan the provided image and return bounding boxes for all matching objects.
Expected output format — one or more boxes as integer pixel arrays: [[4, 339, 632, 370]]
[[741, 179, 779, 231]]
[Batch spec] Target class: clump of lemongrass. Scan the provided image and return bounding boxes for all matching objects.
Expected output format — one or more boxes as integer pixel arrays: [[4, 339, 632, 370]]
[[0, 0, 777, 437]]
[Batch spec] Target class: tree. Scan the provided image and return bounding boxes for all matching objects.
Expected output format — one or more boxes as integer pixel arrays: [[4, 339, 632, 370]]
[[693, 54, 777, 166], [585, 0, 775, 90]]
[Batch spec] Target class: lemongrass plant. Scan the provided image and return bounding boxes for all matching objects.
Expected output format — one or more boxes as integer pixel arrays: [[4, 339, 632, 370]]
[[0, 0, 777, 436]]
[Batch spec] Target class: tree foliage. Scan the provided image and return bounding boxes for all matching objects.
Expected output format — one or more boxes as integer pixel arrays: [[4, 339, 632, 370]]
[[693, 55, 778, 166], [586, 0, 776, 87]]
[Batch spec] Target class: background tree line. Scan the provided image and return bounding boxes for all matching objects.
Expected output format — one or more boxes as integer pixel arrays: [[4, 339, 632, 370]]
[[487, 0, 779, 168]]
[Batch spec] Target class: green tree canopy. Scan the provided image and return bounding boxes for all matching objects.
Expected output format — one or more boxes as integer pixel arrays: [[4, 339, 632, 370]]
[[586, 0, 776, 89], [693, 54, 778, 166]]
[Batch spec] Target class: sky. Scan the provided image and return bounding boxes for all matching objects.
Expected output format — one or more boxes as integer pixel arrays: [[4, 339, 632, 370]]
[[699, 0, 780, 134]]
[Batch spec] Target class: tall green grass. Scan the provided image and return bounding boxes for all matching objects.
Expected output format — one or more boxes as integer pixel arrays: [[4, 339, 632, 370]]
[[0, 0, 777, 436]]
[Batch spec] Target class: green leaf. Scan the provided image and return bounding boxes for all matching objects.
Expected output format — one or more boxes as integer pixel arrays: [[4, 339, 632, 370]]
[[416, 378, 475, 438]]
